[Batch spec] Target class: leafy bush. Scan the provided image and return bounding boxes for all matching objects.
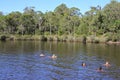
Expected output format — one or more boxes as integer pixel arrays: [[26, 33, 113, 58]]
[[0, 35, 6, 41], [40, 35, 47, 41]]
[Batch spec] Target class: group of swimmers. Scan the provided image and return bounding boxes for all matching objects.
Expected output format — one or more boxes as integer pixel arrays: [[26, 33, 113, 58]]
[[40, 53, 111, 72], [40, 53, 57, 59], [81, 61, 111, 72]]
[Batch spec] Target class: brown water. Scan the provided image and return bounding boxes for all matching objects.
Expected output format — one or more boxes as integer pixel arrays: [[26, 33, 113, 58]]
[[0, 41, 120, 80]]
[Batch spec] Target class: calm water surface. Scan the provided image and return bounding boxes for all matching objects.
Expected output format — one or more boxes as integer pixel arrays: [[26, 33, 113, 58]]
[[0, 41, 120, 80]]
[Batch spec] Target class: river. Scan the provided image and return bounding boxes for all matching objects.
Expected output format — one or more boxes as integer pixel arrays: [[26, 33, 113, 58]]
[[0, 41, 120, 80]]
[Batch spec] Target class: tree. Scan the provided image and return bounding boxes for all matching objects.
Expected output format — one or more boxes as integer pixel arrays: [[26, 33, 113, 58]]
[[0, 12, 6, 34], [19, 7, 37, 35], [20, 14, 35, 35], [5, 12, 22, 34], [103, 0, 120, 32]]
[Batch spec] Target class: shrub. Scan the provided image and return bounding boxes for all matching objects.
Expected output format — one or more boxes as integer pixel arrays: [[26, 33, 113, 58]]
[[40, 35, 47, 41], [82, 35, 87, 43], [0, 35, 6, 41]]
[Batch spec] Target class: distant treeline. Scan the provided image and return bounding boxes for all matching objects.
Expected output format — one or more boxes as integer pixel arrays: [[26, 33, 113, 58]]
[[0, 0, 120, 42]]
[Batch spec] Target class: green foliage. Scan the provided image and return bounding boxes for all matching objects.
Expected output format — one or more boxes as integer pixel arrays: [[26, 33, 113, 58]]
[[35, 29, 41, 35], [0, 35, 7, 41], [40, 35, 47, 41], [0, 1, 120, 42]]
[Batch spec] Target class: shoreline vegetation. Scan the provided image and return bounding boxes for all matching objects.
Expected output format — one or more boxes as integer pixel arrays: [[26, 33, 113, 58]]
[[0, 34, 120, 44], [0, 0, 120, 44]]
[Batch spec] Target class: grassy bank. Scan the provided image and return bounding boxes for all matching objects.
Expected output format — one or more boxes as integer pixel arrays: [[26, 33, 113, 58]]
[[0, 34, 112, 44]]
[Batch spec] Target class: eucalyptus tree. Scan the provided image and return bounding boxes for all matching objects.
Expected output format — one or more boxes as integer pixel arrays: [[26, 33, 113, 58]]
[[84, 8, 95, 35], [0, 12, 6, 34], [69, 7, 81, 36], [84, 5, 105, 36], [54, 3, 70, 35], [90, 5, 106, 35], [35, 11, 44, 35], [77, 17, 89, 35], [20, 7, 36, 35], [5, 11, 22, 34], [54, 3, 69, 16], [44, 11, 58, 35], [103, 0, 120, 33], [20, 14, 36, 35]]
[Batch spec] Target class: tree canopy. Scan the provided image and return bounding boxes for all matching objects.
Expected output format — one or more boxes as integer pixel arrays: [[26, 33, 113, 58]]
[[0, 0, 120, 41]]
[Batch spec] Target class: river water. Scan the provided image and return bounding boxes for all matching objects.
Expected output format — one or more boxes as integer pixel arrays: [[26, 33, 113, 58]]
[[0, 41, 120, 80]]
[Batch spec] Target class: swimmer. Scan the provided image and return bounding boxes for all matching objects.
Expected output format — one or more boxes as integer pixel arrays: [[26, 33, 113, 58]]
[[40, 53, 45, 57], [82, 62, 86, 67], [51, 54, 57, 59], [97, 66, 104, 72], [103, 61, 111, 67]]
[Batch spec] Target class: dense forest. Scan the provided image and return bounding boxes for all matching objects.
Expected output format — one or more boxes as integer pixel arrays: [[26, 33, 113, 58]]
[[0, 0, 120, 43]]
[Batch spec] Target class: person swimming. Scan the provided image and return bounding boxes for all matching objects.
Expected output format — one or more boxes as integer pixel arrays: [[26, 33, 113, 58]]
[[40, 53, 45, 57], [97, 66, 104, 72], [51, 54, 57, 59], [82, 62, 86, 67], [103, 61, 111, 67]]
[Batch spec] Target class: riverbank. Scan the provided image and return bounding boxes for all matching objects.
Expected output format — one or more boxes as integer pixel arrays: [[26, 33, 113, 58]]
[[106, 41, 120, 44], [0, 34, 120, 44]]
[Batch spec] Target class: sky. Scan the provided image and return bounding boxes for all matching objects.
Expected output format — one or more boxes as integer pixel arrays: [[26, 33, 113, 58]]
[[0, 0, 120, 14]]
